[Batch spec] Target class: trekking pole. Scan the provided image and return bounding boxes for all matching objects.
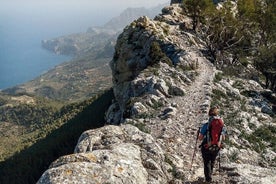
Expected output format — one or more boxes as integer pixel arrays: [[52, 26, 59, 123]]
[[218, 150, 221, 182], [190, 127, 200, 171], [219, 151, 221, 172]]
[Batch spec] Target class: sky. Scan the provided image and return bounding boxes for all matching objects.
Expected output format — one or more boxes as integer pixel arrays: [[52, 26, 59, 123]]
[[1, 0, 170, 11], [0, 0, 170, 34]]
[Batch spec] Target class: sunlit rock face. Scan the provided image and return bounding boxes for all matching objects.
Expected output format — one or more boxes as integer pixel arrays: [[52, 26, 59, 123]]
[[38, 125, 169, 184]]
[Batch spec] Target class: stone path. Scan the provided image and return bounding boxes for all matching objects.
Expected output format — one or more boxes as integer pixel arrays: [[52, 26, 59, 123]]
[[145, 27, 224, 182], [171, 50, 216, 181]]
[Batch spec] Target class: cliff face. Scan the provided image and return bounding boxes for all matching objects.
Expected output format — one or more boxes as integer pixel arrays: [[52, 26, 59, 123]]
[[107, 13, 195, 124], [38, 3, 276, 184]]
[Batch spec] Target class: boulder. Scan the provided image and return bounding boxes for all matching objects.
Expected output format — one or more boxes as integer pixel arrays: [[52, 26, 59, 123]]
[[39, 125, 169, 184], [75, 125, 169, 183], [38, 143, 148, 184], [169, 85, 185, 96]]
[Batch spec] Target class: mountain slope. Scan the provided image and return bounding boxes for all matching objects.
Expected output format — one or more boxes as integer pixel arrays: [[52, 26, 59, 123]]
[[37, 3, 275, 184], [5, 55, 113, 102], [0, 89, 114, 184]]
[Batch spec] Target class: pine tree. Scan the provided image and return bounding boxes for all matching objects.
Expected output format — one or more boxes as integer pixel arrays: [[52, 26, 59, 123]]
[[182, 0, 215, 31], [237, 0, 276, 91]]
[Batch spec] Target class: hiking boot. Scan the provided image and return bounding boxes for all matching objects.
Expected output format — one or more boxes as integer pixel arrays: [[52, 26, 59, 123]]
[[206, 178, 212, 183]]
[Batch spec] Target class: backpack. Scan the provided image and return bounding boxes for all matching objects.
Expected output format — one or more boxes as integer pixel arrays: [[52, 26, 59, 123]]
[[204, 117, 224, 152]]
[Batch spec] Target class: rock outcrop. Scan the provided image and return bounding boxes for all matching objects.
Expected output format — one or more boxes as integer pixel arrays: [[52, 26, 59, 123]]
[[108, 11, 196, 124], [38, 2, 276, 184], [38, 125, 169, 184]]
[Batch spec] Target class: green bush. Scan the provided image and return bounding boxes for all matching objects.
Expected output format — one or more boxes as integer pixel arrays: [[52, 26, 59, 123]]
[[211, 89, 227, 108], [244, 125, 276, 153], [229, 150, 239, 162], [126, 121, 150, 134], [149, 41, 172, 66], [239, 57, 249, 67], [214, 72, 223, 82]]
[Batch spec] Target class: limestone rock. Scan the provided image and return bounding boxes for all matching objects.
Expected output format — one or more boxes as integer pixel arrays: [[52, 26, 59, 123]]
[[105, 102, 122, 124], [38, 143, 148, 184], [221, 163, 276, 184], [108, 6, 196, 124], [131, 102, 148, 116], [75, 125, 169, 183], [217, 79, 241, 98], [39, 125, 169, 184]]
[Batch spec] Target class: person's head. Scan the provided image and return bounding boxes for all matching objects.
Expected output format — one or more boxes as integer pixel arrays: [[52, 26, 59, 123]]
[[208, 106, 219, 116]]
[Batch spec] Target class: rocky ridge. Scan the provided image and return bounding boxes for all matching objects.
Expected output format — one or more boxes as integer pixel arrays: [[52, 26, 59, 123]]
[[38, 3, 276, 184]]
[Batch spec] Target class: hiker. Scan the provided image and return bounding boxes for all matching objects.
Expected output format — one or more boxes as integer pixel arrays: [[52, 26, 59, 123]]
[[198, 106, 226, 183]]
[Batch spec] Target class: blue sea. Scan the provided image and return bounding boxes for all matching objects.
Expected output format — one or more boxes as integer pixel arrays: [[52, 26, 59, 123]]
[[0, 23, 72, 90], [0, 1, 124, 90]]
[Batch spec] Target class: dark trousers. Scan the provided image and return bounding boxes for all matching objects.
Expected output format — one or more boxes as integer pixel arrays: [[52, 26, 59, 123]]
[[201, 147, 219, 182]]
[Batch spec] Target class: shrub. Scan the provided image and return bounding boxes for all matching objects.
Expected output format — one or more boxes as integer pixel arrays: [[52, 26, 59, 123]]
[[214, 72, 223, 82], [126, 121, 150, 134], [244, 125, 276, 153], [149, 41, 172, 66], [212, 89, 227, 99], [229, 150, 239, 162], [239, 57, 249, 67]]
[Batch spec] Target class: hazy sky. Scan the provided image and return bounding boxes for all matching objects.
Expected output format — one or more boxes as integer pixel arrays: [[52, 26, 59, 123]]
[[1, 0, 170, 15], [1, 0, 170, 34]]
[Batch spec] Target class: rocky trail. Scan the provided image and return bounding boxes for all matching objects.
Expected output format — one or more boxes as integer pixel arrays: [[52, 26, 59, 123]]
[[144, 22, 229, 182], [147, 57, 219, 182]]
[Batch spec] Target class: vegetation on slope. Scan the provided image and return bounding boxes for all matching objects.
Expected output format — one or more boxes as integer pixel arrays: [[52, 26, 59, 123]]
[[0, 89, 114, 184], [182, 0, 276, 91], [180, 0, 276, 168], [4, 54, 113, 102], [0, 91, 109, 162], [211, 69, 276, 166], [0, 94, 64, 161]]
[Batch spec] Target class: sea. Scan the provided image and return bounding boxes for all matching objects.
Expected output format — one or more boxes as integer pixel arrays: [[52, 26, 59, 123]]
[[0, 2, 116, 90], [0, 0, 168, 90], [0, 22, 72, 90]]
